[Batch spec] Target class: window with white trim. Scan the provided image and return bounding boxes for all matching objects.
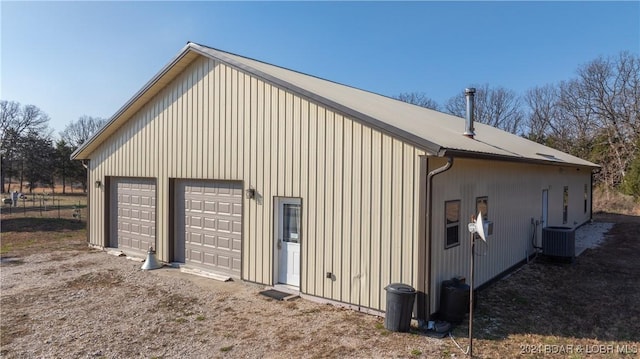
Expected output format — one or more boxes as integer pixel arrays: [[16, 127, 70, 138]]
[[445, 200, 461, 249], [476, 196, 488, 220]]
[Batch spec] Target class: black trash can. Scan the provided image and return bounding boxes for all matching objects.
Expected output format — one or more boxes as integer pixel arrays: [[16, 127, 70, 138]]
[[439, 278, 470, 324], [384, 283, 416, 332]]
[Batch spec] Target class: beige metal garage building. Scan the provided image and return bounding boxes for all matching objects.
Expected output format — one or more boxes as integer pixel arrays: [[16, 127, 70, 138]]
[[72, 42, 598, 321]]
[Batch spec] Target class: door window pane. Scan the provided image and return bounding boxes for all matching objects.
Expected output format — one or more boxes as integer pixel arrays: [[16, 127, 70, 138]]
[[283, 204, 300, 243]]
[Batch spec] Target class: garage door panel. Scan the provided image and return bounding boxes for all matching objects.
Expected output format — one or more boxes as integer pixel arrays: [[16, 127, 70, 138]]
[[232, 221, 242, 233], [142, 224, 153, 236], [217, 236, 231, 248], [110, 178, 156, 257], [203, 234, 216, 246], [203, 252, 216, 265], [217, 255, 230, 268], [189, 232, 202, 244], [204, 217, 216, 230], [217, 219, 231, 232], [217, 202, 232, 214], [232, 258, 241, 271], [187, 249, 202, 262], [232, 238, 242, 251], [232, 203, 242, 216], [204, 201, 216, 212], [190, 216, 203, 228], [191, 199, 203, 211], [176, 180, 242, 277]]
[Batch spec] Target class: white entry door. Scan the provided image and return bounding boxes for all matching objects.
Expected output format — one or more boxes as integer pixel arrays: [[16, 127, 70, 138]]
[[277, 198, 301, 287]]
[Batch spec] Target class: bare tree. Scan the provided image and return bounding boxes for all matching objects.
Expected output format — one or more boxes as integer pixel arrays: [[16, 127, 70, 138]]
[[444, 84, 524, 134], [551, 79, 598, 157], [0, 101, 20, 133], [0, 101, 49, 138], [60, 115, 106, 148], [524, 84, 559, 143], [0, 101, 50, 192], [565, 52, 640, 187], [394, 92, 441, 111]]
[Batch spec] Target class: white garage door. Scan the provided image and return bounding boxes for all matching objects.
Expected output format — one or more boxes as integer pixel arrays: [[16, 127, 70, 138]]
[[175, 180, 242, 277], [110, 178, 156, 258]]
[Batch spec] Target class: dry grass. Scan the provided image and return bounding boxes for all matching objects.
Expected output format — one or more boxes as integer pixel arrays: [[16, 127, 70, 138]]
[[2, 194, 639, 358], [0, 193, 88, 257], [445, 212, 640, 358], [593, 186, 640, 215], [1, 199, 87, 263], [0, 216, 445, 358]]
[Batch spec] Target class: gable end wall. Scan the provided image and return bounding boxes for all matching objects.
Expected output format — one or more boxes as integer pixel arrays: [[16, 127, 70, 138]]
[[86, 55, 426, 313]]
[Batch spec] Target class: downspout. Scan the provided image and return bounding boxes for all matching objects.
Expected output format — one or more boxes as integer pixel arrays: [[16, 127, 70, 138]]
[[590, 170, 594, 222], [424, 156, 453, 321], [82, 160, 90, 245]]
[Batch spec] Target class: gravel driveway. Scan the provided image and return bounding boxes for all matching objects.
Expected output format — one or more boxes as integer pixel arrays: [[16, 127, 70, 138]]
[[1, 248, 442, 358]]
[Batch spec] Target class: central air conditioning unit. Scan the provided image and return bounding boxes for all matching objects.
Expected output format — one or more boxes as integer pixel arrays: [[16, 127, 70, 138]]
[[542, 226, 575, 261]]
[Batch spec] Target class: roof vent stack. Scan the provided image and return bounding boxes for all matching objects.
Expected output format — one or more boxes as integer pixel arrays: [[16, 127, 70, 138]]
[[464, 88, 476, 139]]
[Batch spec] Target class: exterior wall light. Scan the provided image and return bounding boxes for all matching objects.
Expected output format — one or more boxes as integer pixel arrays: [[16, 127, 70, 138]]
[[245, 188, 255, 199], [95, 180, 102, 188]]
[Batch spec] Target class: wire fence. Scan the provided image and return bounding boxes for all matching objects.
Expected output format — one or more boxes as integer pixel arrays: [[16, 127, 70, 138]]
[[1, 193, 87, 221]]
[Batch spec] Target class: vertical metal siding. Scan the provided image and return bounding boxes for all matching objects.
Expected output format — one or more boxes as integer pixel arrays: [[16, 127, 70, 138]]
[[323, 109, 334, 299], [429, 157, 593, 313], [350, 121, 362, 305], [88, 56, 427, 313], [379, 136, 392, 304], [311, 103, 324, 297], [360, 126, 372, 309], [342, 118, 353, 303], [369, 131, 382, 310], [241, 72, 251, 279], [332, 114, 343, 301]]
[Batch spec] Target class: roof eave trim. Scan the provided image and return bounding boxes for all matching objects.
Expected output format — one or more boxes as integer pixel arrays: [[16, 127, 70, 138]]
[[72, 43, 197, 160], [439, 148, 600, 169]]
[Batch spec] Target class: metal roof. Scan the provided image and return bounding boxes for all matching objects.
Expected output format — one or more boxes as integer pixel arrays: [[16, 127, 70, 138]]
[[73, 42, 598, 168]]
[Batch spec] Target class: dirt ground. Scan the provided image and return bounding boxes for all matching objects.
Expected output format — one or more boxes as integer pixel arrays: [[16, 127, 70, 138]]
[[1, 211, 639, 358], [0, 215, 442, 358], [445, 212, 640, 358]]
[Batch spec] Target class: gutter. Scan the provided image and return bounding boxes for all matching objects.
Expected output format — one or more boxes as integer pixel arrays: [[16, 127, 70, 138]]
[[422, 156, 453, 322], [441, 148, 598, 170]]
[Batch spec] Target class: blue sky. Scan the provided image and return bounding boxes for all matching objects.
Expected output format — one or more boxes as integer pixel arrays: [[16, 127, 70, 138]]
[[2, 1, 639, 135]]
